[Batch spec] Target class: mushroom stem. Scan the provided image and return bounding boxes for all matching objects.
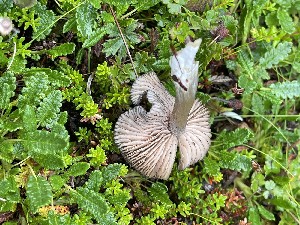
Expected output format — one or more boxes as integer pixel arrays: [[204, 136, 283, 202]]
[[170, 79, 197, 134], [169, 38, 201, 135]]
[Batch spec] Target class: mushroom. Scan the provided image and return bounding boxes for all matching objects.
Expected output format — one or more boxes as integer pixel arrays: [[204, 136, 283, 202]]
[[114, 38, 211, 179], [0, 17, 13, 36]]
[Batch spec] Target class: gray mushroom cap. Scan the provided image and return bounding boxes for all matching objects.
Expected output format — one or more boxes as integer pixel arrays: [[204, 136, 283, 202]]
[[114, 72, 211, 179]]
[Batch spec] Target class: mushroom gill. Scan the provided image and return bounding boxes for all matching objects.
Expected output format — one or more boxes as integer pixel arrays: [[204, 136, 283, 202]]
[[114, 38, 211, 179]]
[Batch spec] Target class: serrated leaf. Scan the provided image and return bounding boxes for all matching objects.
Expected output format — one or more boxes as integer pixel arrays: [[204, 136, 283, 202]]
[[22, 130, 69, 169], [259, 42, 292, 69], [102, 163, 123, 184], [251, 93, 264, 115], [49, 175, 66, 191], [277, 8, 295, 34], [2, 109, 23, 132], [26, 175, 52, 213], [248, 207, 262, 225], [32, 3, 55, 40], [8, 55, 27, 74], [103, 38, 124, 57], [107, 188, 131, 206], [24, 68, 71, 88], [48, 43, 76, 59], [103, 22, 140, 58], [83, 27, 108, 48], [37, 90, 62, 127], [203, 158, 220, 176], [76, 3, 97, 38], [237, 50, 255, 79], [168, 3, 182, 14], [0, 140, 14, 162], [89, 0, 101, 9], [17, 73, 49, 109], [67, 162, 90, 177], [47, 211, 72, 224], [257, 205, 275, 220], [251, 173, 265, 192], [85, 170, 103, 191], [219, 151, 252, 172], [148, 182, 172, 205], [0, 176, 20, 212], [71, 187, 117, 225], [215, 128, 253, 150], [22, 105, 37, 131], [63, 16, 76, 33], [0, 72, 16, 110], [134, 51, 156, 73], [269, 80, 300, 99]]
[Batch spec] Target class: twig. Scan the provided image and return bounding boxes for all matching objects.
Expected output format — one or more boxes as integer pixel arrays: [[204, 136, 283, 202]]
[[109, 5, 138, 77]]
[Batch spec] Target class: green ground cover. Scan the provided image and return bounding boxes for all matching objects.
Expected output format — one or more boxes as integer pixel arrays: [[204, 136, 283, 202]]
[[0, 0, 299, 224]]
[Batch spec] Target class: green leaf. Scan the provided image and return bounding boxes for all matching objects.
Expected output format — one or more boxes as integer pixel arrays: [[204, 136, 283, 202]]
[[89, 0, 102, 8], [257, 205, 275, 221], [48, 43, 76, 59], [248, 206, 262, 225], [277, 8, 295, 34], [0, 140, 14, 162], [259, 42, 292, 69], [47, 211, 72, 224], [8, 55, 27, 74], [269, 80, 300, 99], [203, 158, 221, 176], [251, 93, 264, 115], [102, 164, 123, 184], [215, 128, 253, 150], [0, 176, 20, 212], [251, 173, 265, 192], [24, 68, 71, 88], [134, 51, 156, 73], [85, 170, 103, 191], [238, 73, 258, 94], [76, 3, 97, 38], [17, 73, 49, 109], [237, 50, 255, 78], [270, 197, 293, 209], [82, 26, 108, 48], [22, 130, 69, 169], [63, 16, 76, 33], [22, 105, 37, 131], [219, 151, 252, 172], [49, 175, 66, 191], [148, 182, 172, 205], [0, 0, 13, 12], [71, 187, 117, 225], [103, 21, 140, 59], [0, 72, 16, 110], [102, 38, 124, 57], [26, 175, 52, 213], [67, 162, 90, 177], [134, 0, 160, 10], [37, 90, 62, 127], [32, 3, 56, 40]]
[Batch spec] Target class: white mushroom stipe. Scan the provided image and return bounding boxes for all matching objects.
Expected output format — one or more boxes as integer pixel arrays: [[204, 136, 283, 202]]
[[114, 38, 211, 179]]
